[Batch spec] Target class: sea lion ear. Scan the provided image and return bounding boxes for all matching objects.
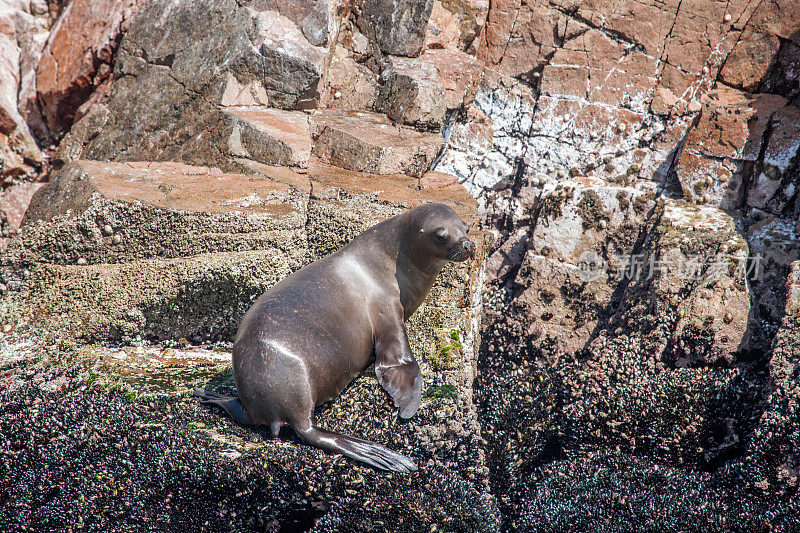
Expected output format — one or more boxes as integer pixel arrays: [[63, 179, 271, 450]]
[[376, 360, 422, 419]]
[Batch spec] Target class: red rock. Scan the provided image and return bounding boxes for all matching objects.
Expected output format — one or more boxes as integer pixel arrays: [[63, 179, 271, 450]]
[[650, 87, 680, 116], [35, 0, 142, 138], [656, 62, 704, 103], [378, 48, 484, 127], [541, 29, 658, 110], [577, 0, 679, 58], [750, 0, 800, 44], [476, 0, 522, 67], [426, 0, 465, 50], [540, 63, 589, 100], [25, 160, 308, 220], [675, 89, 800, 213], [1, 181, 44, 248], [676, 88, 755, 209], [223, 107, 312, 168], [745, 94, 789, 160], [310, 109, 444, 177], [661, 0, 740, 75], [719, 29, 781, 91], [479, 0, 567, 83], [684, 88, 755, 160], [426, 0, 489, 52]]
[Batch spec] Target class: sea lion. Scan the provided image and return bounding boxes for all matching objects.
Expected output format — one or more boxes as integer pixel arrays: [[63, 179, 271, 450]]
[[194, 203, 473, 472]]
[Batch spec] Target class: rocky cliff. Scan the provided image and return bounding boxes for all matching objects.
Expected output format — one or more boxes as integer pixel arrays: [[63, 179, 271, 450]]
[[1, 0, 800, 531]]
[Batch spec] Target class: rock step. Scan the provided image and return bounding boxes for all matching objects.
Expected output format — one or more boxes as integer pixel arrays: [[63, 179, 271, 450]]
[[218, 106, 446, 178], [310, 108, 444, 177], [18, 161, 308, 265], [4, 159, 488, 345], [222, 107, 312, 168]]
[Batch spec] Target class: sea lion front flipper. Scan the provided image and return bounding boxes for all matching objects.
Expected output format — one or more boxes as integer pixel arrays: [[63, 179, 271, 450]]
[[374, 323, 422, 419]]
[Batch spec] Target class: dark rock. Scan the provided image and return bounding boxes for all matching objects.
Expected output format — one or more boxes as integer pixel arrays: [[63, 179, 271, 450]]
[[61, 0, 327, 169], [358, 0, 434, 57]]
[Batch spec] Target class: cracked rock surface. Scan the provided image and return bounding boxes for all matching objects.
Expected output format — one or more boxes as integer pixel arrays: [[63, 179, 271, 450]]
[[2, 0, 800, 530]]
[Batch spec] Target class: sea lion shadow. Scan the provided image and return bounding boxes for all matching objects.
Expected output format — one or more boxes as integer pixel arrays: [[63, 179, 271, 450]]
[[196, 366, 292, 441], [196, 363, 413, 445]]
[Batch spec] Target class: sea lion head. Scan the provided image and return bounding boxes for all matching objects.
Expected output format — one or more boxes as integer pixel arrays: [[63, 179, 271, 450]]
[[406, 203, 474, 263]]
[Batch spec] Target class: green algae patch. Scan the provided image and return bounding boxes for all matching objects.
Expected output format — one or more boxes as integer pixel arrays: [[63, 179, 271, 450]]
[[75, 344, 232, 398], [423, 384, 458, 400]]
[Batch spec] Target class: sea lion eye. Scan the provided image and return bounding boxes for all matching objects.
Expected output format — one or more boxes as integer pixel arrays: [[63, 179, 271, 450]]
[[434, 231, 448, 243]]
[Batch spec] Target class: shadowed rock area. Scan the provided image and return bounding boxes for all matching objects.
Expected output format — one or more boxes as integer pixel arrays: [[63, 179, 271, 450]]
[[2, 0, 800, 531]]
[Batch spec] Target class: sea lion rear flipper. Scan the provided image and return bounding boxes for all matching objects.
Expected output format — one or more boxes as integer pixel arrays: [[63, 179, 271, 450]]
[[295, 423, 417, 473], [374, 324, 422, 419], [193, 388, 252, 426]]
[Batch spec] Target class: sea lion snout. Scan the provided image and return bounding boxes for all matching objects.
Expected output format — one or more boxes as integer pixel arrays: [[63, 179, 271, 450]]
[[462, 239, 474, 257], [448, 237, 474, 261]]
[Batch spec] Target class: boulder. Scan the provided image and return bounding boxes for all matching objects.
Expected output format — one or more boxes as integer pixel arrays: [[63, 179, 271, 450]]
[[425, 0, 489, 52], [488, 177, 658, 358], [673, 88, 755, 210], [358, 0, 434, 57], [0, 181, 43, 249], [606, 201, 751, 366], [4, 160, 309, 342], [322, 46, 379, 110], [311, 109, 443, 176], [377, 48, 484, 129], [249, 9, 327, 109], [3, 157, 487, 344], [221, 107, 312, 168]]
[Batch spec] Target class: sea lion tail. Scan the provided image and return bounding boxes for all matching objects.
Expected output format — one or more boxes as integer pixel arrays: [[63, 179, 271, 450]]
[[296, 424, 417, 473], [193, 387, 252, 426]]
